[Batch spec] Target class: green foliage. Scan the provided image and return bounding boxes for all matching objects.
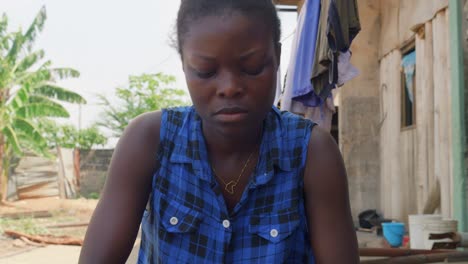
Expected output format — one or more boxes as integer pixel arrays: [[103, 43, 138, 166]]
[[0, 7, 86, 199], [0, 6, 86, 157], [97, 73, 188, 137], [38, 119, 107, 150], [86, 192, 100, 199], [0, 217, 49, 236]]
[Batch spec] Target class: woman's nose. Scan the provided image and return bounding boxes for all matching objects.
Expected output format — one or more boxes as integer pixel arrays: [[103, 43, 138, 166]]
[[216, 71, 244, 98]]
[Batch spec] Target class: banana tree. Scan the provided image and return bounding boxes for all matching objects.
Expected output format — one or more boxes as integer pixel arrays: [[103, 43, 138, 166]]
[[0, 7, 86, 202]]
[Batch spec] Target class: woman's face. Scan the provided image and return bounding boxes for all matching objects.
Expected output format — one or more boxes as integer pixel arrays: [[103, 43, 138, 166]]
[[181, 13, 280, 134]]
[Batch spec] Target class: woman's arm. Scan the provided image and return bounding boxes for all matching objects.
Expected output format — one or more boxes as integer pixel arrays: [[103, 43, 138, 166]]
[[79, 111, 162, 264], [303, 125, 359, 264]]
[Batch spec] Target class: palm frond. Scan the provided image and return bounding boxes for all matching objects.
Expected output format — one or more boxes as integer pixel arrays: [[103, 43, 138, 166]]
[[13, 117, 47, 146], [16, 102, 70, 118], [14, 117, 50, 157], [23, 6, 46, 51], [13, 49, 44, 74], [6, 31, 24, 64], [50, 68, 80, 80], [3, 125, 22, 154], [0, 14, 9, 49], [28, 94, 53, 103], [10, 83, 30, 109], [0, 13, 8, 35], [35, 84, 86, 104], [15, 62, 52, 84]]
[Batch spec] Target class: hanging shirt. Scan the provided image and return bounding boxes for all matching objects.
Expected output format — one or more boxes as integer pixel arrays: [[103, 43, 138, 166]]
[[290, 0, 321, 107], [282, 0, 322, 111], [137, 106, 317, 263], [281, 3, 306, 112], [303, 96, 336, 132], [311, 0, 361, 100]]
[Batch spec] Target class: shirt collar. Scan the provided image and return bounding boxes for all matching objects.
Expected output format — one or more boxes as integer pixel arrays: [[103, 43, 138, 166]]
[[169, 106, 292, 183], [252, 107, 292, 186]]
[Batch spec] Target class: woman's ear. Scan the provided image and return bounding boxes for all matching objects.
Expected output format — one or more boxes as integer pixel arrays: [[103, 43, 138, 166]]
[[275, 42, 282, 67]]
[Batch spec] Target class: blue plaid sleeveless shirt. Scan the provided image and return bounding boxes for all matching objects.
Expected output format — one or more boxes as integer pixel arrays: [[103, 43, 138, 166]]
[[137, 106, 316, 263]]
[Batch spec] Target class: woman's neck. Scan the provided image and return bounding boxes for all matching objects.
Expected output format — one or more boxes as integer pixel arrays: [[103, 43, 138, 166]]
[[202, 122, 263, 157]]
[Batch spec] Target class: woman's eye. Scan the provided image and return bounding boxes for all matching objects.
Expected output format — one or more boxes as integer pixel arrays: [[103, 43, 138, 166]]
[[196, 70, 216, 79], [244, 65, 265, 76]]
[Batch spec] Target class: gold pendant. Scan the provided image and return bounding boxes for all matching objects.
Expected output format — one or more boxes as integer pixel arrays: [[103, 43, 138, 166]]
[[225, 181, 237, 194]]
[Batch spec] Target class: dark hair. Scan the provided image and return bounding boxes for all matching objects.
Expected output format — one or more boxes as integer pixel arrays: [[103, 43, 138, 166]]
[[176, 0, 281, 55]]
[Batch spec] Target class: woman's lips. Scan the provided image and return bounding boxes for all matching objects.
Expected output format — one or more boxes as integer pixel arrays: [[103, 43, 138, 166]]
[[214, 107, 248, 122]]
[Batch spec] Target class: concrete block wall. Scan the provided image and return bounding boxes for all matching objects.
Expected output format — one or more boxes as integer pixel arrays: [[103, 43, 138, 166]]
[[79, 149, 114, 198], [339, 0, 382, 222]]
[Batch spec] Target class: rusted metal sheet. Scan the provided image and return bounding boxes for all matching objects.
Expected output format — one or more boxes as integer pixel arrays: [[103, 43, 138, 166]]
[[8, 148, 77, 200]]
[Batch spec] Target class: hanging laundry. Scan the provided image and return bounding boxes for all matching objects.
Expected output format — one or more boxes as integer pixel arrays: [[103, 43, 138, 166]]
[[281, 0, 312, 112], [337, 50, 359, 86], [304, 96, 336, 132], [311, 0, 361, 101], [282, 0, 322, 111], [281, 0, 361, 132], [327, 0, 361, 53]]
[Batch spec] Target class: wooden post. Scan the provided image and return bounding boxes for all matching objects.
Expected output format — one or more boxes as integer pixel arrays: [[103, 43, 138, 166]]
[[56, 146, 66, 199], [74, 148, 81, 190], [433, 9, 452, 218], [449, 0, 468, 232]]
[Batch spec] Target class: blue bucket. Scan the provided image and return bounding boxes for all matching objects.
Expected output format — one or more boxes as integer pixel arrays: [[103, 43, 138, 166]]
[[382, 222, 405, 247]]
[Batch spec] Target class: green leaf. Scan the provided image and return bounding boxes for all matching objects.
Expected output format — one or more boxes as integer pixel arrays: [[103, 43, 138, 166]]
[[28, 94, 54, 104], [10, 83, 30, 109], [35, 84, 86, 104], [6, 32, 24, 64], [13, 117, 47, 147], [16, 103, 70, 118], [13, 49, 45, 74], [23, 6, 46, 51], [49, 68, 80, 80], [96, 72, 188, 137], [15, 65, 52, 85], [3, 125, 22, 154]]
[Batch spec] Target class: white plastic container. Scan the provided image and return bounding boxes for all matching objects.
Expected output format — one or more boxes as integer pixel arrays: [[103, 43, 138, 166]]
[[408, 214, 442, 249], [422, 219, 458, 250]]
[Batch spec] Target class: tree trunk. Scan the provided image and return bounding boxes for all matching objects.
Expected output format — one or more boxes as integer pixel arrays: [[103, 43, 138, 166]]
[[56, 146, 66, 199], [0, 134, 6, 202], [0, 136, 15, 205]]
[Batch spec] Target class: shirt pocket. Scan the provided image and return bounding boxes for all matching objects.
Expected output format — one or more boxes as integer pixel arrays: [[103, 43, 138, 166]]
[[156, 196, 206, 262], [248, 209, 301, 243], [158, 196, 202, 233]]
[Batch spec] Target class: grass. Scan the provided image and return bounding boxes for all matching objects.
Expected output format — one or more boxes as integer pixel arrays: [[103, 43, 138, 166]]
[[0, 209, 88, 237], [86, 192, 100, 199], [0, 217, 50, 236], [0, 216, 89, 238]]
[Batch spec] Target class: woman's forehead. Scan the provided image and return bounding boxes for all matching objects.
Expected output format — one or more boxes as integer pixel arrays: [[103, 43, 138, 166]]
[[182, 14, 274, 56]]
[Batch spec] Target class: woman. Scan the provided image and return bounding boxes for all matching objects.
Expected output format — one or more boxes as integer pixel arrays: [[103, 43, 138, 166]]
[[79, 0, 359, 263]]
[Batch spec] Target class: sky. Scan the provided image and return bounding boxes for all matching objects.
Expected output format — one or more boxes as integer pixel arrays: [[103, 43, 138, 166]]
[[0, 1, 297, 146]]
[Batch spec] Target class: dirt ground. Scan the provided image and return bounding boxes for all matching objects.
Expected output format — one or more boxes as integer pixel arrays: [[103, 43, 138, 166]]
[[0, 197, 98, 259], [2, 198, 462, 263]]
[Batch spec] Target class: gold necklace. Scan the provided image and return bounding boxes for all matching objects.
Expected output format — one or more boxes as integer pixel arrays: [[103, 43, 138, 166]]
[[212, 150, 256, 195]]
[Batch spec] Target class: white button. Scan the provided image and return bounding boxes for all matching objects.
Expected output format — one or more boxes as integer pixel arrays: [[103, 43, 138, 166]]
[[222, 219, 230, 228], [170, 217, 178, 225], [270, 229, 279, 238]]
